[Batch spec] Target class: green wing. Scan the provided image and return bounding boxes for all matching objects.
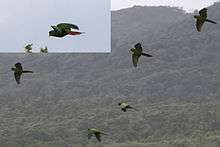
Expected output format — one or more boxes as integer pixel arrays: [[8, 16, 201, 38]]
[[14, 72, 21, 84], [95, 133, 101, 142], [132, 54, 139, 67], [196, 19, 205, 32], [57, 23, 79, 30], [199, 8, 207, 18]]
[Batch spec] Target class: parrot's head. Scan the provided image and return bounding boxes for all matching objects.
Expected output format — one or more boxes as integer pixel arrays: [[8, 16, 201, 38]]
[[49, 30, 56, 37], [118, 103, 122, 106]]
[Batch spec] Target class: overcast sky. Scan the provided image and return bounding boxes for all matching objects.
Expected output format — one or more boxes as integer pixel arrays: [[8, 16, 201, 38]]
[[111, 0, 220, 12], [0, 0, 110, 52]]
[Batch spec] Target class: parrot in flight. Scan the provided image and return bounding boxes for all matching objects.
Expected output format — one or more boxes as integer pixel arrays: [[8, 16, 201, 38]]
[[25, 44, 33, 53], [88, 128, 107, 142], [130, 43, 153, 67], [118, 102, 139, 112], [11, 63, 33, 84], [194, 8, 217, 32], [40, 46, 48, 53], [49, 23, 84, 38]]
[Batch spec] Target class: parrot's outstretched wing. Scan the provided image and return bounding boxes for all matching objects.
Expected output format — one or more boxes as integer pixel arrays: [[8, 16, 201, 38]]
[[95, 133, 101, 142], [196, 19, 205, 32], [57, 23, 79, 30], [14, 72, 21, 84], [132, 54, 139, 67]]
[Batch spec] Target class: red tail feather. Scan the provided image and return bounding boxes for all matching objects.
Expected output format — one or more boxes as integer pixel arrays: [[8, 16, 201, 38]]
[[68, 31, 84, 35]]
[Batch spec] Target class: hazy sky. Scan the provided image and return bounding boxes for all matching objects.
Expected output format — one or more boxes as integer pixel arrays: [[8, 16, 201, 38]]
[[111, 0, 220, 12], [0, 0, 111, 52]]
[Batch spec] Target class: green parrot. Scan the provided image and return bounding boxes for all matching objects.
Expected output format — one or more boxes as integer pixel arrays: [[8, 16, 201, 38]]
[[49, 23, 84, 38], [11, 63, 33, 84], [118, 102, 139, 112], [130, 43, 153, 67], [88, 128, 107, 142], [194, 8, 217, 32], [25, 44, 33, 53], [40, 46, 48, 53]]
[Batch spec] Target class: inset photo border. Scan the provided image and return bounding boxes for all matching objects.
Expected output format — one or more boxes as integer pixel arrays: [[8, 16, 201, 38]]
[[0, 0, 111, 53]]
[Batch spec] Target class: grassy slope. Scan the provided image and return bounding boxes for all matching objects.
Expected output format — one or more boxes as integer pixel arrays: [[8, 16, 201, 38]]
[[0, 98, 219, 146]]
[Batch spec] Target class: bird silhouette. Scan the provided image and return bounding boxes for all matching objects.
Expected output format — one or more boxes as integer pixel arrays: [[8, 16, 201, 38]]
[[40, 46, 48, 53], [49, 23, 84, 38], [118, 102, 139, 112], [194, 8, 217, 32], [11, 63, 33, 84], [88, 128, 107, 142], [130, 43, 152, 67], [25, 44, 33, 53]]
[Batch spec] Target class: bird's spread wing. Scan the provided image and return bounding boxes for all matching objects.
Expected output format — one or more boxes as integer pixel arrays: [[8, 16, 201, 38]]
[[141, 53, 153, 57], [196, 19, 205, 32], [14, 72, 21, 84], [15, 63, 23, 71], [134, 43, 142, 52], [206, 19, 217, 24], [199, 8, 207, 18], [57, 23, 79, 30], [132, 54, 139, 67], [95, 133, 101, 142]]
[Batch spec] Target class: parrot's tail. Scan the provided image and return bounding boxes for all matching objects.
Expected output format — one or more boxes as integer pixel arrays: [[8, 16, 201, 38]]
[[206, 19, 217, 24], [23, 70, 33, 73], [141, 52, 153, 57], [68, 31, 84, 35]]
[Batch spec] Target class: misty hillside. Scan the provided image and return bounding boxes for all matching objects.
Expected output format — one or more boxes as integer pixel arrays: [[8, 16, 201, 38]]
[[0, 3, 220, 147]]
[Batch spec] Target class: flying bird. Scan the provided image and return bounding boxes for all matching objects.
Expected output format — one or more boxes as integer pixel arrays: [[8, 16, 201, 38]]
[[49, 23, 84, 38], [11, 63, 33, 84], [25, 44, 33, 53], [130, 43, 152, 67], [194, 8, 217, 32], [118, 102, 139, 112], [40, 46, 48, 53], [88, 128, 107, 142]]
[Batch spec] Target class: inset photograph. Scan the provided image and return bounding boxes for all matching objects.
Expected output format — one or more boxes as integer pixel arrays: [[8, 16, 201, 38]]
[[0, 0, 111, 52]]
